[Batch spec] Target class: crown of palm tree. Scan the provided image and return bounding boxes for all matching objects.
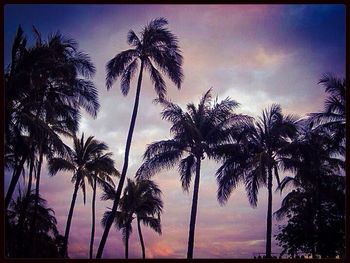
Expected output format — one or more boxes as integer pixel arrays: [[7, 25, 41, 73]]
[[8, 191, 58, 237], [216, 104, 299, 206], [48, 133, 114, 203], [277, 126, 345, 194], [106, 17, 183, 99], [136, 89, 251, 191], [101, 179, 163, 243], [308, 73, 346, 146]]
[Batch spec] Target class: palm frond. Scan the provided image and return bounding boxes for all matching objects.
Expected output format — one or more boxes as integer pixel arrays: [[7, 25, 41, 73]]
[[178, 155, 195, 192], [127, 30, 141, 47], [48, 157, 75, 176], [120, 58, 138, 96], [244, 166, 266, 207], [276, 176, 299, 193], [148, 17, 168, 29], [100, 182, 116, 201], [106, 49, 138, 90], [73, 78, 100, 118], [140, 215, 162, 235], [70, 51, 96, 78], [216, 157, 245, 205], [136, 149, 183, 179], [145, 58, 166, 99], [143, 139, 183, 160]]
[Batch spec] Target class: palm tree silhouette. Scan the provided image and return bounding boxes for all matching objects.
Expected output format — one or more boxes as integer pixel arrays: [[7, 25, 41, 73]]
[[101, 179, 163, 258], [97, 17, 183, 258], [88, 153, 119, 259], [6, 190, 62, 257], [275, 126, 345, 258], [217, 104, 298, 258], [309, 73, 346, 148], [48, 134, 112, 257], [5, 26, 99, 214], [136, 89, 250, 258]]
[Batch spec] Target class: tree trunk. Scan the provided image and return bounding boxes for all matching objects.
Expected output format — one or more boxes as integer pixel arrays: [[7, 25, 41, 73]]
[[96, 59, 145, 258], [265, 167, 273, 258], [125, 217, 133, 259], [137, 216, 146, 259], [33, 146, 43, 214], [89, 175, 97, 259], [125, 228, 129, 259], [17, 157, 35, 256], [187, 157, 201, 259], [61, 176, 81, 258], [25, 158, 34, 198], [29, 146, 43, 252], [5, 155, 27, 210]]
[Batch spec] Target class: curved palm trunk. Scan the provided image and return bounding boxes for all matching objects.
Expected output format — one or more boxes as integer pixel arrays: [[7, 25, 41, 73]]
[[89, 176, 97, 259], [96, 60, 145, 258], [5, 155, 27, 210], [137, 216, 146, 259], [187, 157, 201, 259], [265, 167, 273, 258], [61, 177, 81, 258]]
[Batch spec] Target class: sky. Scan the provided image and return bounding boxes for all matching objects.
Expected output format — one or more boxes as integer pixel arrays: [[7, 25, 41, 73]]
[[4, 4, 346, 259]]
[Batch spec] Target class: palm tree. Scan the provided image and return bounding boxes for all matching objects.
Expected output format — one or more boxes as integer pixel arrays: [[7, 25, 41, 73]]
[[6, 190, 62, 257], [309, 73, 345, 147], [4, 25, 28, 146], [97, 17, 183, 258], [5, 26, 99, 214], [48, 133, 112, 258], [101, 178, 163, 259], [87, 153, 119, 259], [5, 26, 35, 210], [136, 89, 250, 258], [26, 29, 99, 237], [275, 126, 345, 258], [217, 104, 298, 258]]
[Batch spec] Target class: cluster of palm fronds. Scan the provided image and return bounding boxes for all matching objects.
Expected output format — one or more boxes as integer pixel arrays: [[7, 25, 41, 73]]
[[5, 17, 345, 259]]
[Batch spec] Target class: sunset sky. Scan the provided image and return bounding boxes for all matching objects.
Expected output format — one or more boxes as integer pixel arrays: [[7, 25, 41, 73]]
[[4, 4, 345, 258]]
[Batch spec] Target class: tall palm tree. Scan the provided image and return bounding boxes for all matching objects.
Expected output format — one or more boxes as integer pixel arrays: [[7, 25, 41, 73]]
[[48, 134, 111, 258], [5, 26, 36, 210], [217, 104, 298, 258], [27, 29, 99, 236], [309, 73, 346, 147], [136, 89, 250, 258], [97, 17, 183, 258], [87, 153, 119, 259], [101, 178, 163, 259]]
